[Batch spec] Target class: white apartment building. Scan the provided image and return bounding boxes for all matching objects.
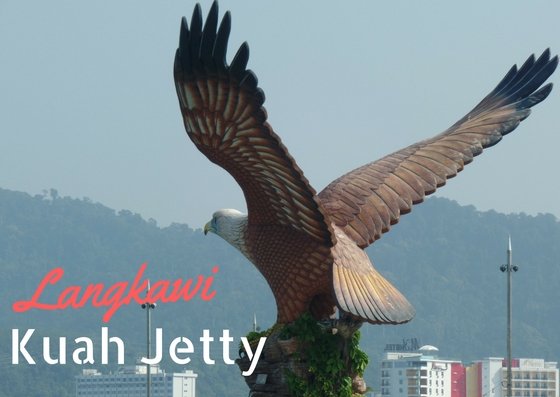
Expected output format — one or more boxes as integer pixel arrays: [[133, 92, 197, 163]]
[[466, 358, 558, 397], [75, 364, 197, 397], [379, 341, 558, 397], [380, 345, 465, 397]]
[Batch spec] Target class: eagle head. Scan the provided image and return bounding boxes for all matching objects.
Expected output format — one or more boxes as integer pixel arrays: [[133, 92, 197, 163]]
[[204, 209, 249, 254]]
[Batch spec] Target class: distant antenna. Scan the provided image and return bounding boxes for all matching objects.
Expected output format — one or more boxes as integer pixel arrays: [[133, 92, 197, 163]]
[[141, 279, 156, 397], [253, 313, 260, 332], [499, 236, 519, 397]]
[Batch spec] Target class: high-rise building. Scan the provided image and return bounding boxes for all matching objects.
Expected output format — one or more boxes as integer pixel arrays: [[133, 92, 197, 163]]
[[380, 345, 465, 397], [75, 364, 197, 397], [378, 345, 558, 397], [466, 358, 558, 397]]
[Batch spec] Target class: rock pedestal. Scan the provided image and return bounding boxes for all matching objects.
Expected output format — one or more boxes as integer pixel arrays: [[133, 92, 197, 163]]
[[236, 326, 367, 397]]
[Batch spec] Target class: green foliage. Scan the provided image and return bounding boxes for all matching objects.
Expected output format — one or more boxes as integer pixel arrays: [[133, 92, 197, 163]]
[[349, 331, 369, 376], [282, 313, 369, 397], [241, 328, 273, 350]]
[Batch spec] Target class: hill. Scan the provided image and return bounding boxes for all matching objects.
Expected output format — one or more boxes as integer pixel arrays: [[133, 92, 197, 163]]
[[0, 188, 558, 396]]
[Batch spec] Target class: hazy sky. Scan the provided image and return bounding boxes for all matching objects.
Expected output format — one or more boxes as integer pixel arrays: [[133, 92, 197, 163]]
[[1, 1, 559, 228]]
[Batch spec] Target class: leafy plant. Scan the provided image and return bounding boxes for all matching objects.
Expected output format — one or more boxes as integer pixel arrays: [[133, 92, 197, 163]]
[[282, 313, 369, 397]]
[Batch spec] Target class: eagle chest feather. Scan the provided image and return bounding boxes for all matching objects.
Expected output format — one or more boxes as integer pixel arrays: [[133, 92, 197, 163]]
[[246, 224, 333, 322]]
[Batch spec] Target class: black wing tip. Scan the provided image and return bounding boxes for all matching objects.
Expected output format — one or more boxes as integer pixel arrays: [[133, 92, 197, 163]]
[[549, 53, 559, 73], [514, 51, 557, 110], [178, 16, 189, 54], [175, 2, 254, 86], [230, 41, 250, 79], [471, 48, 556, 120], [516, 81, 554, 111], [200, 2, 219, 64], [191, 3, 203, 33], [498, 49, 557, 106]]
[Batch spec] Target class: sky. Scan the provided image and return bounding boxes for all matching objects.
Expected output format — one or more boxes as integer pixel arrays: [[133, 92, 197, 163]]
[[1, 1, 559, 229]]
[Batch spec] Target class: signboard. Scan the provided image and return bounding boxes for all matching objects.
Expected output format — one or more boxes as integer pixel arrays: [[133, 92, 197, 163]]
[[384, 338, 421, 352], [519, 359, 545, 369]]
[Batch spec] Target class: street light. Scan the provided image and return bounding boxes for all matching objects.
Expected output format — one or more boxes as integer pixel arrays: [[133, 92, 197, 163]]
[[500, 237, 518, 397], [141, 281, 156, 397]]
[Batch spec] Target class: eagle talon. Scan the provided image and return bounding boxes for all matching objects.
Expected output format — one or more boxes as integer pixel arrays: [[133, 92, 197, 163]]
[[318, 317, 363, 339]]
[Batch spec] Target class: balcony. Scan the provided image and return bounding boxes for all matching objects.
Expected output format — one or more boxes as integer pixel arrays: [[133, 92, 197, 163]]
[[407, 369, 419, 378]]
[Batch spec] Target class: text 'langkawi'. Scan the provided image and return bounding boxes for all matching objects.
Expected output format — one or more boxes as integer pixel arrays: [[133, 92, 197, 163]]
[[12, 263, 217, 322]]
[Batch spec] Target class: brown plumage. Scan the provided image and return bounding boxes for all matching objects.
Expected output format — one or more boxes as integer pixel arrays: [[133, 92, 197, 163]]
[[174, 2, 557, 325]]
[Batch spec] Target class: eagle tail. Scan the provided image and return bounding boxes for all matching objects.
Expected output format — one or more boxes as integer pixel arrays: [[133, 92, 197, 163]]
[[331, 227, 415, 324], [333, 261, 415, 325]]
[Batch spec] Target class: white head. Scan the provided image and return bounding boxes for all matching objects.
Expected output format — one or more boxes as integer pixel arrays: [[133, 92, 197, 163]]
[[203, 209, 248, 254]]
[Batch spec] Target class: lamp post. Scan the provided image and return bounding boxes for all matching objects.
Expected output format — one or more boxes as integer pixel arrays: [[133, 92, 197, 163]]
[[500, 237, 518, 397], [141, 281, 156, 397]]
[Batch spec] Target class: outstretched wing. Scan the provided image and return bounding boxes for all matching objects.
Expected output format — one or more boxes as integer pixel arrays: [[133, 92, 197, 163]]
[[319, 50, 557, 248], [174, 2, 333, 247]]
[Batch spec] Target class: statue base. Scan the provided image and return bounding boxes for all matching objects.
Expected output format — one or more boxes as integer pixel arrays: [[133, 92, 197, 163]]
[[236, 317, 368, 397]]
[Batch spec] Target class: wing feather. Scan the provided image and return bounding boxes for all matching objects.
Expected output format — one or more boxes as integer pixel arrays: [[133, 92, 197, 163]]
[[175, 2, 333, 247], [320, 50, 557, 248]]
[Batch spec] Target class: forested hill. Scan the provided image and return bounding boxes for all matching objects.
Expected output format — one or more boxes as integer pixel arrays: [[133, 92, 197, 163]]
[[0, 187, 559, 397]]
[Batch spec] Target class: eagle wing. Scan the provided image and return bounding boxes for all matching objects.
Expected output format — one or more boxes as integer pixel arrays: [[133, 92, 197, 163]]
[[319, 50, 557, 248], [174, 3, 333, 248]]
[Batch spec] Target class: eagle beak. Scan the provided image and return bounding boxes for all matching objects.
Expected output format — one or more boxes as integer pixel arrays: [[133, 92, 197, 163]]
[[204, 221, 212, 235]]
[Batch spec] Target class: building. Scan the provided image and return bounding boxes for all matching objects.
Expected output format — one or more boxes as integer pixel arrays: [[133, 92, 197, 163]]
[[75, 364, 197, 397], [466, 358, 558, 397], [379, 343, 558, 397], [380, 345, 465, 397]]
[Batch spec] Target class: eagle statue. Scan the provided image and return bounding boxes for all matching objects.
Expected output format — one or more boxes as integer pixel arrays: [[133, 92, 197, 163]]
[[174, 2, 557, 326]]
